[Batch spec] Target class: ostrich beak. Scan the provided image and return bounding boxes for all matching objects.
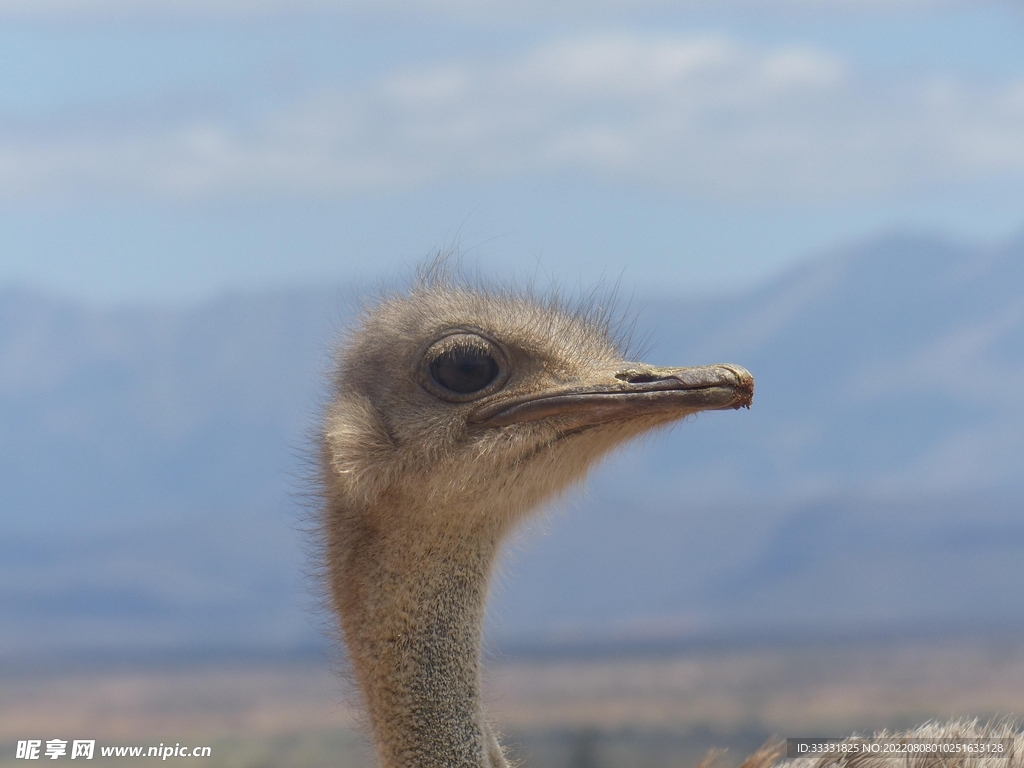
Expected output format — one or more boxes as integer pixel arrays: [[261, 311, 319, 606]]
[[469, 363, 753, 428]]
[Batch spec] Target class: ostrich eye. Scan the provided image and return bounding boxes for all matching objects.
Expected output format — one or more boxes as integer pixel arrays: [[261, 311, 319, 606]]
[[422, 333, 506, 400], [430, 346, 499, 394]]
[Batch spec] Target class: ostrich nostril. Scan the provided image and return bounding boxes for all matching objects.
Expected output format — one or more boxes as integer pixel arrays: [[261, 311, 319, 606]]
[[615, 368, 661, 384]]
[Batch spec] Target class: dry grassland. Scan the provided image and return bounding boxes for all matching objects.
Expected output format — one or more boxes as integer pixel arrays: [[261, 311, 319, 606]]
[[2, 636, 1022, 767]]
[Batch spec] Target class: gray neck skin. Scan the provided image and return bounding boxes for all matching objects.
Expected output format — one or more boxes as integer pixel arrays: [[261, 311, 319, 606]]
[[331, 515, 509, 768]]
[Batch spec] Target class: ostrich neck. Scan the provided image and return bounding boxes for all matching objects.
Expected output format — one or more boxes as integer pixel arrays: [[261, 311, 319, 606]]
[[330, 506, 509, 768]]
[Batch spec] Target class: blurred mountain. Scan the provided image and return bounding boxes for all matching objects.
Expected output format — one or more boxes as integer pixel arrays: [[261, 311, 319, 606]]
[[500, 232, 1024, 640], [0, 287, 343, 654], [2, 232, 1023, 656]]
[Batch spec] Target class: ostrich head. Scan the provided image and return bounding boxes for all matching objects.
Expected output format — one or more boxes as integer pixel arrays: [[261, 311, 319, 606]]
[[319, 270, 753, 768]]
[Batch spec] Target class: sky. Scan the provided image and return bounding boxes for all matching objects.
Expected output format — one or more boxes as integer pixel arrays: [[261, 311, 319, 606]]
[[1, 1, 1023, 304]]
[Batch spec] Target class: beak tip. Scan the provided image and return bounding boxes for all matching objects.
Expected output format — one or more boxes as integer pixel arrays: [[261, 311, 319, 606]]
[[727, 366, 754, 410]]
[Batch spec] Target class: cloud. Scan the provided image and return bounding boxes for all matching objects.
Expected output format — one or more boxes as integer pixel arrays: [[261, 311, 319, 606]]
[[0, 0, 971, 21], [1, 33, 1023, 204]]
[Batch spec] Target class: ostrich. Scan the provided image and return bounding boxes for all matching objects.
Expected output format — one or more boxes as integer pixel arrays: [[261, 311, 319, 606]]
[[319, 268, 1022, 768]]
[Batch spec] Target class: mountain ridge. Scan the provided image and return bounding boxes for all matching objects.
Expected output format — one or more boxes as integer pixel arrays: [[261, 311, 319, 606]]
[[2, 231, 1023, 655]]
